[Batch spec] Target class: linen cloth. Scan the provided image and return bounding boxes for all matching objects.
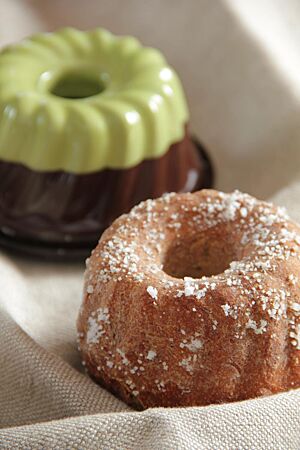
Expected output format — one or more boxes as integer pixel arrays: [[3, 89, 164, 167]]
[[0, 0, 299, 448]]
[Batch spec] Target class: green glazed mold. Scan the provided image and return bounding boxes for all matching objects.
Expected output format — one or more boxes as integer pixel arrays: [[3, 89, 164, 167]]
[[0, 28, 189, 173]]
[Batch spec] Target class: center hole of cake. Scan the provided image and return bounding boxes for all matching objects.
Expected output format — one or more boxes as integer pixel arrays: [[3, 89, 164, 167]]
[[163, 235, 237, 279], [51, 71, 106, 99]]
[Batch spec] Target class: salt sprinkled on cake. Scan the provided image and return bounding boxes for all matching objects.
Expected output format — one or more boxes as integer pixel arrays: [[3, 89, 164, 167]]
[[246, 319, 268, 335], [80, 190, 300, 401], [291, 302, 300, 315], [146, 350, 157, 360], [221, 304, 231, 316], [86, 317, 104, 345], [147, 286, 158, 300], [87, 285, 94, 294], [180, 336, 203, 352], [86, 307, 110, 345], [290, 324, 300, 349]]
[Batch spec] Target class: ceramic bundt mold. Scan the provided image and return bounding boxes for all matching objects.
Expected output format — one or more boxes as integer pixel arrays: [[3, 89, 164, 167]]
[[0, 28, 213, 259]]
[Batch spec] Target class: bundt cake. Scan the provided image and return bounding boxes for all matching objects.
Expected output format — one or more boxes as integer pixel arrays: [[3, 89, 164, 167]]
[[0, 28, 212, 257], [77, 189, 300, 409]]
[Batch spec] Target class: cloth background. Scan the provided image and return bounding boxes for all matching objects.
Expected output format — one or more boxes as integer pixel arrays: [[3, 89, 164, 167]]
[[0, 0, 299, 448]]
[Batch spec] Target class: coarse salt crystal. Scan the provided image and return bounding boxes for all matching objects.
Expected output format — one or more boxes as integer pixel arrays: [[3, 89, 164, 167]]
[[291, 302, 300, 315], [147, 286, 158, 300], [221, 304, 231, 316], [146, 350, 157, 360], [185, 338, 203, 352], [87, 285, 94, 294], [240, 207, 248, 218]]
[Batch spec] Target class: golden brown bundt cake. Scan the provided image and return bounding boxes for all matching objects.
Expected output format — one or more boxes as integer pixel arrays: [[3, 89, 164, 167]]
[[77, 190, 300, 409]]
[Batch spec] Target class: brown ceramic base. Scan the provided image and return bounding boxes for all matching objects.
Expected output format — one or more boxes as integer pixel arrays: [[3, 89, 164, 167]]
[[0, 229, 93, 261], [0, 136, 213, 261]]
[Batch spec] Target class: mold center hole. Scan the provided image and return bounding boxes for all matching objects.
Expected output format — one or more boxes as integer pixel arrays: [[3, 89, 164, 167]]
[[51, 71, 105, 99]]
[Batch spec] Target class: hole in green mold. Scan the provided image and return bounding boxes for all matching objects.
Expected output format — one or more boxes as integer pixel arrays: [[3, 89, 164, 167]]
[[50, 71, 105, 99]]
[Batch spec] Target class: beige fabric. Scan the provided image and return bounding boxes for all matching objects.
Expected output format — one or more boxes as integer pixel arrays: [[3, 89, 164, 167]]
[[0, 0, 300, 448]]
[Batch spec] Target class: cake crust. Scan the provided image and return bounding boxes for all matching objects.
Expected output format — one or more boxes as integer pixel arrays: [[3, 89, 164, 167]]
[[77, 190, 300, 408]]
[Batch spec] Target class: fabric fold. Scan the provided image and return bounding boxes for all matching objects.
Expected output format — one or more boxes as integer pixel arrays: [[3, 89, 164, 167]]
[[0, 391, 299, 449], [0, 309, 129, 429]]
